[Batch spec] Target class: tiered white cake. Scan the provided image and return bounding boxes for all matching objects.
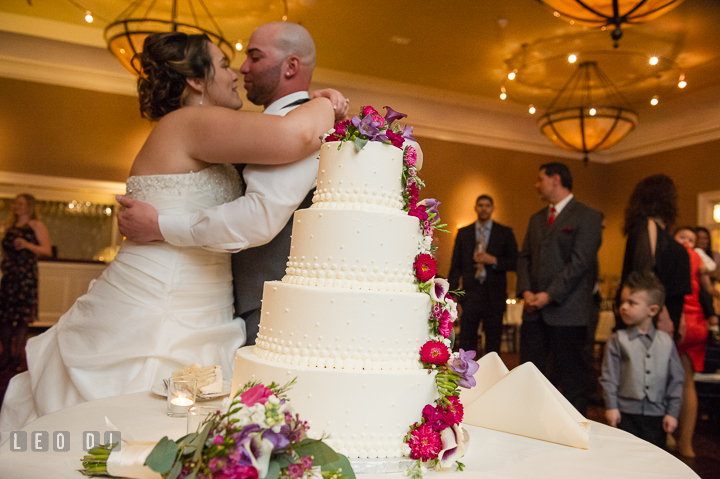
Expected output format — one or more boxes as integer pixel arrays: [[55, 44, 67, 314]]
[[231, 141, 437, 459]]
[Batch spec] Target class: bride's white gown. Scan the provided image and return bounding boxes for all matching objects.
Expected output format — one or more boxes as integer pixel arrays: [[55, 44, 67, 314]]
[[0, 165, 246, 440]]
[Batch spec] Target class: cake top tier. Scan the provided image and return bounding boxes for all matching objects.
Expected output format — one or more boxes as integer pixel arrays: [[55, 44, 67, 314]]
[[312, 141, 405, 213]]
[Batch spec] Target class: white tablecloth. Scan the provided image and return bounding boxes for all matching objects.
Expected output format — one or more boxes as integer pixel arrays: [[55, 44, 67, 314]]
[[0, 392, 697, 479]]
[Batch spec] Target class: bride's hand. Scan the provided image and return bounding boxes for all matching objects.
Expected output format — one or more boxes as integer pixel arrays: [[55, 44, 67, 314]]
[[312, 89, 349, 122]]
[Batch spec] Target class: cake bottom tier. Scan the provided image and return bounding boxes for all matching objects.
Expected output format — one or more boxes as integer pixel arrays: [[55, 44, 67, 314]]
[[232, 347, 438, 459]]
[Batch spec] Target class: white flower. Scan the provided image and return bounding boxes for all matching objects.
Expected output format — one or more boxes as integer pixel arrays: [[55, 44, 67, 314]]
[[244, 436, 274, 478], [438, 425, 469, 468], [401, 443, 411, 456], [444, 297, 458, 317], [419, 236, 433, 254], [429, 278, 449, 302]]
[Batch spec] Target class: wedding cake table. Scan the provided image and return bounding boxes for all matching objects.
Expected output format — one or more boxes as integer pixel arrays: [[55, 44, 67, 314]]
[[0, 391, 698, 479]]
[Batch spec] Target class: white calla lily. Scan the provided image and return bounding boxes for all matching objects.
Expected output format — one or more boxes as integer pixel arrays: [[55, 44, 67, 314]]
[[245, 436, 275, 479], [438, 424, 468, 468], [430, 278, 449, 302]]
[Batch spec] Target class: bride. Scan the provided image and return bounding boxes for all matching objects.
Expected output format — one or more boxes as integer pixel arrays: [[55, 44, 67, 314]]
[[0, 32, 345, 439]]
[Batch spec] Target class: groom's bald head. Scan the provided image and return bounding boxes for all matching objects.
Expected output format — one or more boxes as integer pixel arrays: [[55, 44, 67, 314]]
[[240, 22, 316, 107]]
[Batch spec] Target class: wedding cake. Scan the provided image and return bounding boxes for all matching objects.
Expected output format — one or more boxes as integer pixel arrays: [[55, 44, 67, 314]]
[[232, 107, 465, 462]]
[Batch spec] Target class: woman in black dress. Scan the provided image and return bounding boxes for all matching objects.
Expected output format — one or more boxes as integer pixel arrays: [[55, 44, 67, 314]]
[[619, 175, 691, 337], [0, 194, 51, 370]]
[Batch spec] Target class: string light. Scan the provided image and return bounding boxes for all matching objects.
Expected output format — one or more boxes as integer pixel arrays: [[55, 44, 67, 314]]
[[84, 10, 93, 23], [650, 96, 659, 106], [508, 70, 517, 80], [235, 40, 243, 51], [568, 54, 577, 63], [529, 104, 536, 114], [649, 56, 659, 65], [589, 108, 597, 116], [500, 92, 507, 100]]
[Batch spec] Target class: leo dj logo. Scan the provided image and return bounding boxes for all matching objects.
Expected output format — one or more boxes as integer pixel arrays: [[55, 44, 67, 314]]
[[9, 431, 121, 452]]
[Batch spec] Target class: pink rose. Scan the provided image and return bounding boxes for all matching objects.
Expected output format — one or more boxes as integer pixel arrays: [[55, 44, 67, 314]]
[[362, 106, 379, 117], [240, 384, 274, 406]]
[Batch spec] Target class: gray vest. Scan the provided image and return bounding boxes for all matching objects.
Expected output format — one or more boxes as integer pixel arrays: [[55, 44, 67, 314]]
[[617, 329, 673, 404]]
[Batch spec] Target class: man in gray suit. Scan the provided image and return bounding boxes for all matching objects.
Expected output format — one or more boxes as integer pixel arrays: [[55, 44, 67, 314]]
[[516, 162, 603, 415]]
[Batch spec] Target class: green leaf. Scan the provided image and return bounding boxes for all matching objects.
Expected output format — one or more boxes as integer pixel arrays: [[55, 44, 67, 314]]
[[293, 439, 339, 466], [144, 436, 178, 473], [264, 460, 281, 479], [354, 137, 368, 152], [274, 453, 295, 469], [166, 458, 183, 479], [192, 421, 213, 463], [321, 453, 355, 479]]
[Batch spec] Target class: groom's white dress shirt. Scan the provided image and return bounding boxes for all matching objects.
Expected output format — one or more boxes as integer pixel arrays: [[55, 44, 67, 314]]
[[158, 91, 319, 252]]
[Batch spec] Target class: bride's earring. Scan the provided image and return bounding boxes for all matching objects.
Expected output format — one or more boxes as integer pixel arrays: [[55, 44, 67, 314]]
[[199, 89, 205, 106]]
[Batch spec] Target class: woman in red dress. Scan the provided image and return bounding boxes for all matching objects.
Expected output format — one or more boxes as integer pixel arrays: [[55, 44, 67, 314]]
[[673, 227, 718, 457]]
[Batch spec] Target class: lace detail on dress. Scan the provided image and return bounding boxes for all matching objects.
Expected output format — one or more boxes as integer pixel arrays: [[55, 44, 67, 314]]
[[125, 164, 242, 204]]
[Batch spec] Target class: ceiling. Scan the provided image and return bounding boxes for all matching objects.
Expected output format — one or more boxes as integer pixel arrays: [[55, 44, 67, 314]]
[[1, 0, 720, 162]]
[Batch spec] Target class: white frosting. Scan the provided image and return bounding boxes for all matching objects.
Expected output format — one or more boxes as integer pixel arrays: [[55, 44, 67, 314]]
[[284, 209, 420, 292], [312, 141, 405, 213], [255, 282, 430, 370], [232, 347, 438, 458]]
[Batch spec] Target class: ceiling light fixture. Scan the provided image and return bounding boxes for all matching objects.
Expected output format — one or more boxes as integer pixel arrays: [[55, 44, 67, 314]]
[[104, 0, 292, 75], [537, 0, 685, 47], [538, 61, 638, 163]]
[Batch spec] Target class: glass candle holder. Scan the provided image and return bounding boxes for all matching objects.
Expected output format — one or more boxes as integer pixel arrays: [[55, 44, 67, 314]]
[[187, 405, 217, 434], [166, 378, 197, 417]]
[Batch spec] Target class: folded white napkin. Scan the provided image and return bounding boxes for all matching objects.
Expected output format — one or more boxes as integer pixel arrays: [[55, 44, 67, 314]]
[[461, 353, 591, 449], [104, 418, 162, 479]]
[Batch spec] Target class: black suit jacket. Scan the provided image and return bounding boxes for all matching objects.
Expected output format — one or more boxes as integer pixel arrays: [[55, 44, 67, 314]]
[[516, 197, 603, 327], [448, 221, 518, 314]]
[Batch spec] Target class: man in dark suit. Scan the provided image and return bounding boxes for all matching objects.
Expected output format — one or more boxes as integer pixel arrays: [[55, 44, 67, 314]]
[[517, 162, 603, 416], [449, 194, 518, 355]]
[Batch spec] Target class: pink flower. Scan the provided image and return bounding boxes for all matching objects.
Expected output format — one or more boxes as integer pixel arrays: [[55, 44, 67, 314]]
[[334, 119, 351, 136], [438, 311, 453, 338], [445, 395, 464, 425], [432, 304, 442, 320], [288, 464, 304, 478], [300, 455, 313, 469], [386, 130, 404, 148], [413, 254, 436, 282], [240, 385, 274, 406], [407, 422, 442, 461], [404, 146, 417, 166], [212, 435, 225, 445], [370, 113, 386, 127], [407, 166, 417, 177], [409, 204, 428, 222], [419, 340, 450, 365], [362, 106, 379, 117], [324, 134, 341, 143]]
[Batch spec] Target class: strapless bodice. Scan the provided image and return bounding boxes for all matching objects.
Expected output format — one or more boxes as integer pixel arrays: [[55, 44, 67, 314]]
[[125, 164, 242, 213]]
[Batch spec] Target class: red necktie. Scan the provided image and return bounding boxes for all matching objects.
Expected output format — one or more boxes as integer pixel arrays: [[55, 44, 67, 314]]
[[548, 206, 556, 226]]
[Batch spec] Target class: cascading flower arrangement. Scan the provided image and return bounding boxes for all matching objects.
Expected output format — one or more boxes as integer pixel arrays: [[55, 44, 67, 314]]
[[321, 106, 477, 477], [80, 380, 354, 479]]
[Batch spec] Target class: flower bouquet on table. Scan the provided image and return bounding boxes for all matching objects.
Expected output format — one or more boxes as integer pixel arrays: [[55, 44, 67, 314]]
[[80, 380, 354, 479]]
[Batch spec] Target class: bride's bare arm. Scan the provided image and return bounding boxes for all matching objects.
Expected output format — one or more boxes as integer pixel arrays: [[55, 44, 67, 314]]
[[168, 97, 335, 166]]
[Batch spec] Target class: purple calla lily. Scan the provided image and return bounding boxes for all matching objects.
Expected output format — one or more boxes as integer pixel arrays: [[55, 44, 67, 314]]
[[384, 106, 408, 124], [402, 125, 416, 141], [262, 428, 290, 449]]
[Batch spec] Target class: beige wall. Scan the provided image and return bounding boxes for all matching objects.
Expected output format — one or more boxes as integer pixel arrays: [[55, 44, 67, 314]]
[[2, 77, 719, 281], [0, 77, 150, 181]]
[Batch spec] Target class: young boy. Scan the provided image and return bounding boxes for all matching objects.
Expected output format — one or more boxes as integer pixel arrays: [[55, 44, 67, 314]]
[[600, 271, 684, 448]]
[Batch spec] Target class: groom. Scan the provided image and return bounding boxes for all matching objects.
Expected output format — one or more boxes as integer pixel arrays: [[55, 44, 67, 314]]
[[117, 22, 339, 345]]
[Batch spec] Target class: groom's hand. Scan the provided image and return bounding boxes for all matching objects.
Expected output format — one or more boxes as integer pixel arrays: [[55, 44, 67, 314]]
[[116, 195, 165, 243]]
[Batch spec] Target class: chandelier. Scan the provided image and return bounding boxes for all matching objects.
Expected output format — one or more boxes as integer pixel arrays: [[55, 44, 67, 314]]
[[537, 61, 638, 163], [537, 0, 685, 47], [104, 0, 234, 75]]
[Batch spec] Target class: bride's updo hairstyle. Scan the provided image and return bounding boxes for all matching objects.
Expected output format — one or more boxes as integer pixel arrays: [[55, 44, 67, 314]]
[[137, 32, 214, 121]]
